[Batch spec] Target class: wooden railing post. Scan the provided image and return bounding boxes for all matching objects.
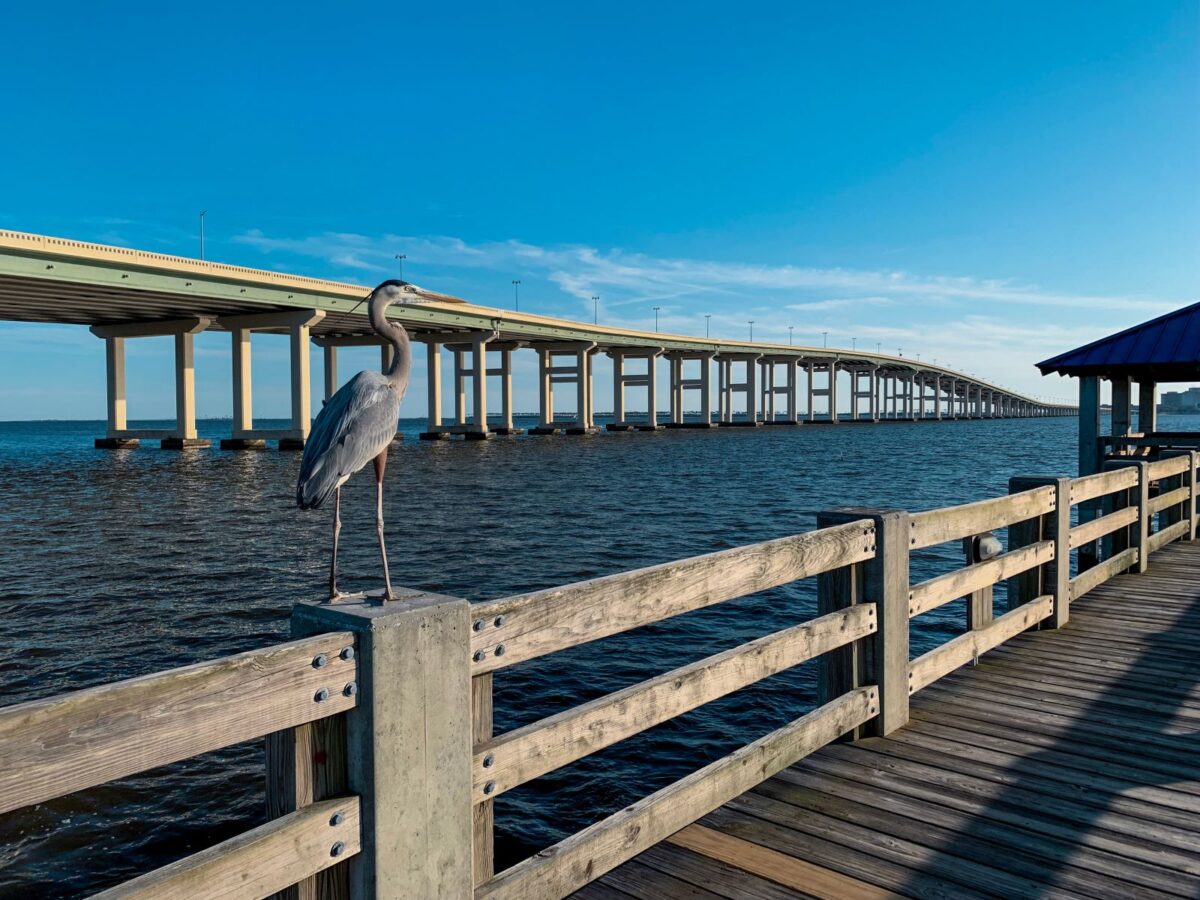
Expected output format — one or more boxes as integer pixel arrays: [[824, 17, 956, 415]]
[[817, 508, 909, 737], [279, 591, 473, 899], [1103, 460, 1150, 574], [1188, 451, 1199, 541], [1006, 476, 1071, 627]]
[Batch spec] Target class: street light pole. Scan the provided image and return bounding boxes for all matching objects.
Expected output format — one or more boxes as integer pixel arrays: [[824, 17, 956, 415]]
[[592, 295, 599, 324], [512, 280, 521, 311], [653, 306, 661, 332], [788, 325, 794, 345], [395, 254, 406, 281], [704, 314, 711, 338], [852, 337, 857, 350], [199, 210, 206, 260], [822, 331, 828, 349], [748, 320, 754, 341]]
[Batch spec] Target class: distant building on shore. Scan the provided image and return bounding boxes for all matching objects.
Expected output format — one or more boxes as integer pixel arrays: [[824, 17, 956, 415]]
[[1160, 386, 1200, 414]]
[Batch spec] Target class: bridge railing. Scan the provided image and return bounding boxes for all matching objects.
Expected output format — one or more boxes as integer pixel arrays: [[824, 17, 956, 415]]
[[2, 453, 1198, 898]]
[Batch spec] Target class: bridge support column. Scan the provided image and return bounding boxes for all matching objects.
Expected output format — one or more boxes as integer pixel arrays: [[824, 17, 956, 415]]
[[608, 348, 663, 431], [531, 342, 597, 435], [663, 352, 717, 428], [91, 316, 214, 449], [717, 354, 762, 426], [420, 341, 449, 440], [211, 309, 325, 450]]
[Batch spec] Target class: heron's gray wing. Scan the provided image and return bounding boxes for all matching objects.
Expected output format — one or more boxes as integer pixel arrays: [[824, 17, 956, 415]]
[[297, 372, 399, 509]]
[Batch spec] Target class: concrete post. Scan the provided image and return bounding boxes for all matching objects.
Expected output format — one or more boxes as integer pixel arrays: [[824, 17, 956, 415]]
[[175, 331, 199, 442], [577, 347, 589, 430], [286, 323, 312, 446], [232, 329, 253, 435], [807, 363, 816, 422], [500, 349, 516, 433], [646, 353, 658, 429], [105, 336, 127, 436], [788, 361, 799, 423], [453, 350, 467, 426], [539, 350, 553, 429], [420, 342, 445, 440], [746, 358, 758, 424], [829, 363, 839, 423], [471, 335, 490, 439], [291, 592, 473, 899], [612, 351, 625, 424], [324, 345, 338, 403], [701, 353, 713, 425]]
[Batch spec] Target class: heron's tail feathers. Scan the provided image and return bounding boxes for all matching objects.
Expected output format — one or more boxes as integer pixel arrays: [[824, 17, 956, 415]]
[[296, 456, 341, 510]]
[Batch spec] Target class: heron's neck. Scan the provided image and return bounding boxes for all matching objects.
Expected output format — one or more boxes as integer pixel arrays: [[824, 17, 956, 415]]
[[369, 289, 412, 387]]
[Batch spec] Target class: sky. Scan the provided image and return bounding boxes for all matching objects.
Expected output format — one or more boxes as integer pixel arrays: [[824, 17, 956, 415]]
[[0, 1, 1197, 419]]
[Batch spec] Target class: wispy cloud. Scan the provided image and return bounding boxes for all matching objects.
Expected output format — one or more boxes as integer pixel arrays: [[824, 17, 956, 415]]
[[234, 228, 1173, 314]]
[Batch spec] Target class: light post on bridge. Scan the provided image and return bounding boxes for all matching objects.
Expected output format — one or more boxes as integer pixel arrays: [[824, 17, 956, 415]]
[[748, 320, 754, 341], [592, 295, 599, 324], [395, 254, 406, 281], [653, 306, 661, 332], [512, 280, 521, 312], [199, 210, 206, 260], [788, 325, 794, 345], [705, 314, 711, 338], [822, 332, 828, 349]]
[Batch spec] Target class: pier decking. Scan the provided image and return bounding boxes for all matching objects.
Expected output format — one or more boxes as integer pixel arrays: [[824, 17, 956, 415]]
[[581, 539, 1200, 900]]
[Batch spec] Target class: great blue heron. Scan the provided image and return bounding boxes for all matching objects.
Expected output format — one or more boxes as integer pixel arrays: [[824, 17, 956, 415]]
[[296, 280, 414, 601]]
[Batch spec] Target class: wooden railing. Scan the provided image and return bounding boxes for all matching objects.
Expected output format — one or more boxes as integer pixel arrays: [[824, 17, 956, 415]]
[[1, 451, 1198, 898]]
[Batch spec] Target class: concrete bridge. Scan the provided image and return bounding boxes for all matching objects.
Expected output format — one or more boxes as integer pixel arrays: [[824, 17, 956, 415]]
[[0, 229, 1076, 448]]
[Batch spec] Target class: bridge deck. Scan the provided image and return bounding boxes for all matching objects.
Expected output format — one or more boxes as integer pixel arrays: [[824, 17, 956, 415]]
[[577, 540, 1200, 899]]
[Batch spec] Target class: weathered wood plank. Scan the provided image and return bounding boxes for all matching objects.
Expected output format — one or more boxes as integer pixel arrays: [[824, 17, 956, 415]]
[[473, 673, 495, 886], [470, 519, 875, 673], [1148, 518, 1190, 554], [666, 824, 900, 900], [475, 605, 876, 799], [1147, 454, 1192, 479], [1068, 547, 1137, 600], [1070, 467, 1138, 504], [0, 632, 356, 816], [908, 540, 1052, 618], [476, 687, 877, 900], [908, 596, 1052, 693], [1149, 484, 1191, 515], [1068, 506, 1138, 549], [92, 797, 360, 900], [909, 487, 1054, 550]]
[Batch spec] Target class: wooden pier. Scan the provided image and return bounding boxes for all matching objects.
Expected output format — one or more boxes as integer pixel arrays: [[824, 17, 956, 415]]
[[1, 452, 1196, 897], [582, 538, 1200, 900]]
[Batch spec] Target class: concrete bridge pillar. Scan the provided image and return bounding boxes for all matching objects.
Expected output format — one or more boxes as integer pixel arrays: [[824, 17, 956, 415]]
[[608, 348, 663, 431], [663, 351, 717, 428], [531, 342, 597, 435], [92, 315, 214, 449], [717, 354, 762, 425]]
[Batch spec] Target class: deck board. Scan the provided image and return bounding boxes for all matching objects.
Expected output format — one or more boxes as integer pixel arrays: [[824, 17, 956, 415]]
[[576, 539, 1200, 898]]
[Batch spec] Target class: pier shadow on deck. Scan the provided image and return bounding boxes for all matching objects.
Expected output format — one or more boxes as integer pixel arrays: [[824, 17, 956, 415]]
[[578, 540, 1200, 899]]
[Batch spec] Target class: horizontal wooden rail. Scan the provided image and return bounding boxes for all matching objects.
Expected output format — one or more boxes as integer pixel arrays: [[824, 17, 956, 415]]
[[1069, 506, 1138, 549], [0, 632, 356, 816], [1147, 455, 1192, 480], [1070, 467, 1138, 505], [469, 519, 875, 673], [475, 686, 877, 900], [908, 487, 1054, 550], [92, 796, 360, 899], [1148, 519, 1191, 554], [473, 604, 877, 800], [1149, 485, 1191, 515], [907, 540, 1052, 618], [1070, 547, 1138, 601], [907, 595, 1053, 693]]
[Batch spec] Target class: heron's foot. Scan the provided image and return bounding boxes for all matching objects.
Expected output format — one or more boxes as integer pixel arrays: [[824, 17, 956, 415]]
[[326, 588, 353, 604], [380, 589, 399, 604]]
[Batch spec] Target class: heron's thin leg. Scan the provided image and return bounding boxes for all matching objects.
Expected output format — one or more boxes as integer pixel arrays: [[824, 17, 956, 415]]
[[328, 486, 342, 601], [374, 450, 395, 601]]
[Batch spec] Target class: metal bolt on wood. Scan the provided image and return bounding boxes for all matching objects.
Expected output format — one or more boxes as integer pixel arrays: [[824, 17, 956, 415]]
[[331, 812, 344, 826], [314, 688, 330, 703], [494, 644, 506, 657], [331, 841, 346, 857], [473, 649, 486, 662], [343, 682, 358, 697], [313, 654, 328, 669], [473, 619, 485, 632], [494, 616, 506, 627], [340, 646, 354, 661], [482, 753, 495, 768], [484, 781, 496, 795]]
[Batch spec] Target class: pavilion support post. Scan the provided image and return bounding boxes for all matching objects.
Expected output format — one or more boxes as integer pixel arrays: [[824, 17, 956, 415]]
[[816, 508, 909, 738], [1078, 376, 1102, 476], [1138, 381, 1157, 434], [288, 592, 473, 900], [1111, 376, 1132, 441]]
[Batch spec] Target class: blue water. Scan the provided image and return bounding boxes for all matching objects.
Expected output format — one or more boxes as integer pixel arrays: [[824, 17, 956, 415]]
[[0, 412, 1177, 896]]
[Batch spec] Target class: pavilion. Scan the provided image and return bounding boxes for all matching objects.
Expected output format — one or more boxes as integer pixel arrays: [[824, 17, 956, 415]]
[[1038, 300, 1200, 475]]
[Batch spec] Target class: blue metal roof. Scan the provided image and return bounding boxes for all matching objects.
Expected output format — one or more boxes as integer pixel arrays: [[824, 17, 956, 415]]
[[1038, 301, 1200, 380]]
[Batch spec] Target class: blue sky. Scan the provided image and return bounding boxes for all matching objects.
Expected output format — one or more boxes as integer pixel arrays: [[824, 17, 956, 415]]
[[1, 1, 1197, 419]]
